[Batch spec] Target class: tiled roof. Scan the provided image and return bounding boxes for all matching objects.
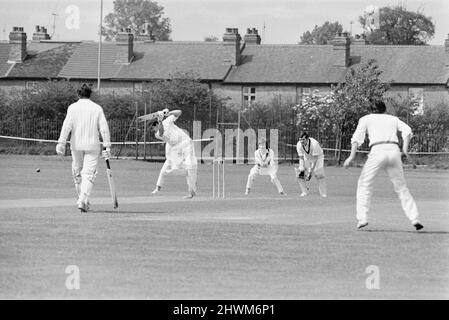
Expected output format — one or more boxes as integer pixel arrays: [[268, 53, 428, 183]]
[[351, 45, 448, 84], [225, 44, 449, 85], [7, 42, 79, 78], [58, 43, 130, 79], [224, 44, 347, 84], [115, 42, 233, 80], [0, 43, 13, 77], [2, 39, 449, 86]]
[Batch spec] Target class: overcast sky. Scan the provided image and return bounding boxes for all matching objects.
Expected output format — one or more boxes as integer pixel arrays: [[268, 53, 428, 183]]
[[0, 0, 447, 45]]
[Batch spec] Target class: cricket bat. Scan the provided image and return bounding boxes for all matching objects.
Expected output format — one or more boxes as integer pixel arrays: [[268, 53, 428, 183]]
[[137, 109, 169, 122], [104, 149, 118, 209]]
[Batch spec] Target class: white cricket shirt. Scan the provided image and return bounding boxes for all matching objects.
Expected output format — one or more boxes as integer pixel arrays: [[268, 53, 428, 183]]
[[296, 137, 324, 161], [155, 115, 191, 146], [351, 114, 412, 147], [58, 98, 111, 151], [254, 148, 275, 167]]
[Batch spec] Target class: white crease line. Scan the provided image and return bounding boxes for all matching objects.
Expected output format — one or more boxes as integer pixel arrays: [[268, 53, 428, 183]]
[[0, 195, 299, 210]]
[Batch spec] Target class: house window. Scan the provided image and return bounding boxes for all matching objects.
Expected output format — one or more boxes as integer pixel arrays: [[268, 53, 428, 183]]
[[408, 88, 424, 115], [26, 81, 38, 90], [134, 82, 143, 94], [243, 87, 256, 106], [25, 81, 39, 94], [301, 87, 312, 103]]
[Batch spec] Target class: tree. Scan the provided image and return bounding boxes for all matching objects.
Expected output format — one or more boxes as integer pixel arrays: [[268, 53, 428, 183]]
[[299, 21, 344, 45], [359, 5, 435, 45], [296, 60, 390, 165], [104, 0, 171, 41]]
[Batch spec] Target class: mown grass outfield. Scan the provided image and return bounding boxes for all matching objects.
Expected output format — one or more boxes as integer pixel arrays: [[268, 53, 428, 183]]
[[0, 154, 448, 299]]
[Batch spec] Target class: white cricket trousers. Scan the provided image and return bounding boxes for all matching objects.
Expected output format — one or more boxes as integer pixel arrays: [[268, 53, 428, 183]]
[[156, 141, 198, 193], [297, 156, 327, 196], [356, 145, 419, 223], [71, 150, 100, 202], [246, 166, 284, 193], [156, 160, 198, 193]]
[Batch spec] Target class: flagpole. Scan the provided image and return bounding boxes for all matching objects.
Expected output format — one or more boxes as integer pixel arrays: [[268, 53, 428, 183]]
[[97, 0, 103, 94]]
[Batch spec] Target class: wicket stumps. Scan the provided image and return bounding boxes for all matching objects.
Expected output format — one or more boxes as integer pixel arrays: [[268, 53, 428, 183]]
[[212, 158, 225, 198]]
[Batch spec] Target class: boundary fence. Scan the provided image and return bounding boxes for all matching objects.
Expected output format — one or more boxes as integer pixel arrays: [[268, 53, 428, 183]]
[[1, 118, 448, 165]]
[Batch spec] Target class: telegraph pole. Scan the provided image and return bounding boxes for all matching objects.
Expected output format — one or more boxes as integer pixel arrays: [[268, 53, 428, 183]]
[[97, 0, 103, 93], [51, 13, 58, 39]]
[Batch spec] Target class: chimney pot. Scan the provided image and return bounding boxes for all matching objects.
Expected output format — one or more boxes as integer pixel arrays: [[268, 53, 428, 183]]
[[222, 27, 241, 65], [332, 32, 350, 67], [8, 27, 27, 63], [115, 29, 134, 64], [32, 25, 50, 41]]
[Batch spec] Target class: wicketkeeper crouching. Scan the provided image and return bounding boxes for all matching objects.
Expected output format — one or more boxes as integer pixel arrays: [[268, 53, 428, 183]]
[[295, 131, 327, 198]]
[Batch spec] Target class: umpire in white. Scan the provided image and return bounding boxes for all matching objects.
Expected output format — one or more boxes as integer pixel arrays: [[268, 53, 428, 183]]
[[56, 84, 111, 212], [343, 99, 423, 230]]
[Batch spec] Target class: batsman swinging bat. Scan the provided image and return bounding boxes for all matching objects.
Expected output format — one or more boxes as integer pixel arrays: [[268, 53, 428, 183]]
[[104, 149, 118, 209]]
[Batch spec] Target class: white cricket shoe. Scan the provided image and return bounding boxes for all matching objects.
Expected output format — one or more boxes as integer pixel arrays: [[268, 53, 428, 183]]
[[357, 221, 368, 229], [151, 186, 161, 194], [279, 191, 286, 196], [77, 199, 88, 213], [184, 190, 196, 199], [320, 194, 328, 198], [245, 188, 250, 195], [299, 192, 308, 197]]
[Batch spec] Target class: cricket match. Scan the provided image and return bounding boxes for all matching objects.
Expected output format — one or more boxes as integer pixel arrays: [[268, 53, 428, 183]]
[[0, 0, 448, 308]]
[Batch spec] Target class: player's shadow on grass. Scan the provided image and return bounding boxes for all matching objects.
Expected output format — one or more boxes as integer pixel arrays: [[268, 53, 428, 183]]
[[93, 210, 168, 214], [361, 229, 449, 234]]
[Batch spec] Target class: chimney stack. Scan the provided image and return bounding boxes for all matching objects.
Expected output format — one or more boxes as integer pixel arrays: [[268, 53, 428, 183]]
[[352, 34, 366, 46], [136, 23, 155, 42], [445, 33, 449, 68], [332, 32, 350, 67], [244, 27, 261, 45], [222, 27, 241, 66], [32, 25, 51, 41], [115, 28, 134, 63], [8, 26, 27, 63]]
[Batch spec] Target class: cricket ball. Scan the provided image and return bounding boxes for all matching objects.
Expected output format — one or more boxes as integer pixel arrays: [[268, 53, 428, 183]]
[[36, 168, 40, 173]]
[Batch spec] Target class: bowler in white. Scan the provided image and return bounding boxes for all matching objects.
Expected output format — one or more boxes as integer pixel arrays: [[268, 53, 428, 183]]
[[343, 99, 423, 230]]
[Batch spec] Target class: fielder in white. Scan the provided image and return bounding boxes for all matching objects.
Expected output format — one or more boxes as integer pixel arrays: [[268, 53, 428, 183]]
[[150, 109, 198, 199], [245, 139, 285, 195], [295, 132, 327, 197], [56, 84, 111, 212], [343, 99, 423, 230]]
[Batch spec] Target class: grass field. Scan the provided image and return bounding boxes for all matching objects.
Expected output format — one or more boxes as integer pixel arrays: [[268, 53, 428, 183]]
[[0, 154, 448, 299]]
